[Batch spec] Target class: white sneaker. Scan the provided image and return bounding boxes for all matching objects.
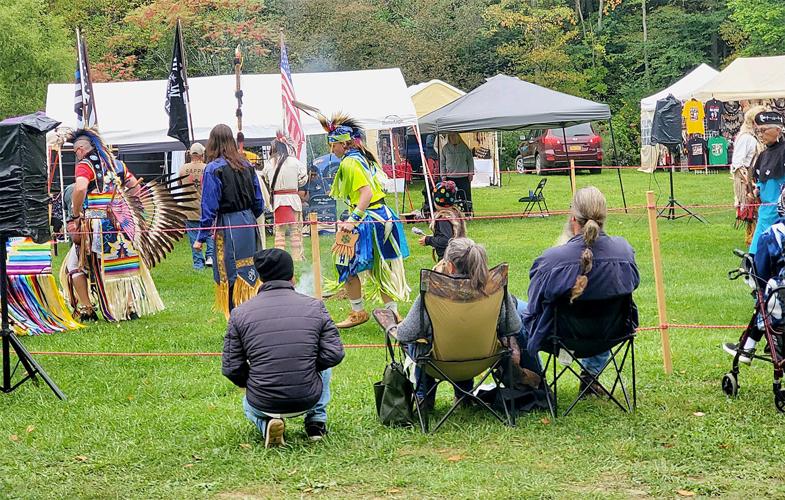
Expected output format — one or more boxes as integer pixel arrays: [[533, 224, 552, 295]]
[[723, 342, 754, 364], [264, 418, 285, 448], [205, 257, 214, 267]]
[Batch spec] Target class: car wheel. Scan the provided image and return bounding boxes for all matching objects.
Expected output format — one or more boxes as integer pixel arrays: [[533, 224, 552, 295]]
[[534, 154, 543, 175], [515, 156, 525, 174], [590, 164, 602, 175]]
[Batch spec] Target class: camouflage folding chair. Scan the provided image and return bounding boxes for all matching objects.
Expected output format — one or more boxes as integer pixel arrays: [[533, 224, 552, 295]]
[[414, 264, 516, 433]]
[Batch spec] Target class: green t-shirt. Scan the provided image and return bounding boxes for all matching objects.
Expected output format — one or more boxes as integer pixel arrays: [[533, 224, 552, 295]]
[[708, 136, 729, 166]]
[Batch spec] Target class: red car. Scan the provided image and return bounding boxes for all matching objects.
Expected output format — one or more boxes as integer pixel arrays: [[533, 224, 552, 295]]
[[515, 123, 603, 175]]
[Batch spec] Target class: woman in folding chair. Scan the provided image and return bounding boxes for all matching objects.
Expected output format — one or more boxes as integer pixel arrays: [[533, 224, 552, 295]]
[[395, 238, 538, 411], [519, 186, 640, 395]]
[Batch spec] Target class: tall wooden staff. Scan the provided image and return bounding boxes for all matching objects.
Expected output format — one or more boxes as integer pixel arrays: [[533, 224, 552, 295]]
[[234, 45, 243, 132]]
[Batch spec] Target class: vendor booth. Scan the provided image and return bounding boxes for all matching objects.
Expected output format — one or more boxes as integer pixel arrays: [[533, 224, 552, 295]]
[[406, 80, 499, 188], [639, 64, 719, 171], [643, 56, 785, 172], [418, 74, 624, 207]]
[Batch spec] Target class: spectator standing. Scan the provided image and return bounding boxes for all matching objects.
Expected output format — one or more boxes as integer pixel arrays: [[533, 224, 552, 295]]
[[194, 124, 264, 318], [439, 133, 474, 214], [262, 135, 308, 261], [749, 111, 785, 253], [222, 249, 344, 447], [180, 142, 214, 269]]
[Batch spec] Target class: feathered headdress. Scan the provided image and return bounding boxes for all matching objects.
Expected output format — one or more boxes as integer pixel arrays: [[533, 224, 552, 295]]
[[293, 101, 364, 144], [68, 127, 118, 174]]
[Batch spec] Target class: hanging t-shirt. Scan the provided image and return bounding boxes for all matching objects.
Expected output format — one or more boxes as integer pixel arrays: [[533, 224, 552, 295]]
[[704, 99, 723, 132], [682, 99, 705, 135], [686, 136, 708, 166], [707, 136, 729, 166]]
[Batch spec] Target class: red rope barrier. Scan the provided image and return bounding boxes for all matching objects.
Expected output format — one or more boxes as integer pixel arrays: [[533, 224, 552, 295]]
[[25, 323, 747, 358]]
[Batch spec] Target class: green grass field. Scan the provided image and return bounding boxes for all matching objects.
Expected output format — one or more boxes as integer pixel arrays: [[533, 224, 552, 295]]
[[2, 169, 783, 499]]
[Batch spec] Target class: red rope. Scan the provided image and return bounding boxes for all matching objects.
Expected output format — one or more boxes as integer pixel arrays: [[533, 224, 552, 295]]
[[26, 324, 748, 358]]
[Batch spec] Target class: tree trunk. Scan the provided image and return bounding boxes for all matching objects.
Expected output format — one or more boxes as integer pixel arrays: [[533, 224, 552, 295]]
[[642, 0, 649, 86], [598, 0, 604, 30]]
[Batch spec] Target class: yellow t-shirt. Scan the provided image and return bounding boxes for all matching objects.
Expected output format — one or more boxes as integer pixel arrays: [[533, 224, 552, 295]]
[[330, 155, 386, 207], [243, 150, 260, 165], [682, 100, 705, 135]]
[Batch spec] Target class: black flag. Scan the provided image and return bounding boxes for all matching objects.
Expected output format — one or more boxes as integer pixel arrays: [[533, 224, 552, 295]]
[[165, 20, 191, 149]]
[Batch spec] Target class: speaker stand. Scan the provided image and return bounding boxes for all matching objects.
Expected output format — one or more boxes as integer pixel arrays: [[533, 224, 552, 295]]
[[0, 234, 65, 399], [657, 164, 706, 223]]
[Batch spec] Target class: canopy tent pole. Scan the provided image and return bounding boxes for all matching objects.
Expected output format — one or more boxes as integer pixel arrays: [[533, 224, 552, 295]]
[[608, 118, 628, 212], [495, 131, 501, 187], [388, 128, 400, 214], [562, 126, 573, 191], [413, 123, 436, 224]]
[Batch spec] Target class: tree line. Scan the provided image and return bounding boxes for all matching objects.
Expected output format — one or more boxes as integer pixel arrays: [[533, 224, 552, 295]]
[[2, 0, 783, 162]]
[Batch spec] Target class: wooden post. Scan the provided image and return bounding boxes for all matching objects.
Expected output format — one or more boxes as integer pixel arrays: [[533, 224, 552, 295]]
[[569, 159, 577, 196], [646, 191, 672, 374], [309, 212, 322, 300]]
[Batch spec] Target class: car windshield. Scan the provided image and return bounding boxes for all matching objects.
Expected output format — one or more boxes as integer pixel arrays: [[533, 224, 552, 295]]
[[550, 123, 593, 137]]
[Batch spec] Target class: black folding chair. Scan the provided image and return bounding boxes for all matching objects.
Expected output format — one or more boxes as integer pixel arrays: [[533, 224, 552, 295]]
[[519, 178, 549, 217], [541, 294, 637, 418]]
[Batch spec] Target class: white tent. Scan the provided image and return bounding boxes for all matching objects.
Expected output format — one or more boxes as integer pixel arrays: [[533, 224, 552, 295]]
[[640, 63, 719, 145], [694, 55, 785, 101], [639, 64, 718, 169], [45, 68, 419, 153]]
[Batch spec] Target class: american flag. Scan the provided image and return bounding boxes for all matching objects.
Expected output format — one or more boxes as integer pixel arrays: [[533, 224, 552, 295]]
[[73, 29, 97, 128], [280, 32, 304, 157]]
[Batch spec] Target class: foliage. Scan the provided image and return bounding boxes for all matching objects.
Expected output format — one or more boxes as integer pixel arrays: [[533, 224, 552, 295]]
[[0, 0, 72, 119], [7, 0, 784, 160], [725, 0, 785, 57], [484, 0, 586, 95]]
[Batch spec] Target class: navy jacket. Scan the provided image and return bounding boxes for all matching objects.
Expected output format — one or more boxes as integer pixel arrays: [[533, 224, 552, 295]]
[[222, 281, 344, 413], [523, 232, 640, 354], [197, 157, 264, 242]]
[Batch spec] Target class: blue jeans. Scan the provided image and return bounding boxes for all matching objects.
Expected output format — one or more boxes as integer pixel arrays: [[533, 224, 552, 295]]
[[515, 299, 609, 376], [186, 220, 214, 269], [242, 369, 331, 434]]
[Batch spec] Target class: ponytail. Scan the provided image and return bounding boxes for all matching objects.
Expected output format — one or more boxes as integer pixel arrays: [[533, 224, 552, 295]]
[[568, 188, 606, 302]]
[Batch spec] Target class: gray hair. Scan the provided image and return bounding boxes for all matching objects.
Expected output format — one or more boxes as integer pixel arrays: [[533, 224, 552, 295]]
[[444, 237, 489, 293], [570, 186, 607, 302]]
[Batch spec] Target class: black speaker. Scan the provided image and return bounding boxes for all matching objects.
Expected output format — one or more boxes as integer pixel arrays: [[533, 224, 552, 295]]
[[0, 113, 60, 243]]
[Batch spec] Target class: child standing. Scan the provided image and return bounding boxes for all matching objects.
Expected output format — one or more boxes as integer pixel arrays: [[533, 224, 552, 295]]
[[418, 181, 467, 263]]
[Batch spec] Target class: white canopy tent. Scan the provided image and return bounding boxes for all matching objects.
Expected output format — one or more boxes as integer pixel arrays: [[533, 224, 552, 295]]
[[694, 56, 785, 101], [45, 68, 419, 153], [639, 64, 718, 169], [640, 64, 719, 147]]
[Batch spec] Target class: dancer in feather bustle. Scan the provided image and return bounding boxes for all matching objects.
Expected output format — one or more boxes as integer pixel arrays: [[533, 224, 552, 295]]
[[298, 106, 409, 329], [59, 128, 196, 321]]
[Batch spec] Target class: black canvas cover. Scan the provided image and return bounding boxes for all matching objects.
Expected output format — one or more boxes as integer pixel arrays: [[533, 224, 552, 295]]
[[651, 94, 683, 145], [0, 112, 60, 243]]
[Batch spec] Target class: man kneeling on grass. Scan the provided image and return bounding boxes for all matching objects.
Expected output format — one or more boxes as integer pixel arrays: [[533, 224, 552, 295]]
[[222, 248, 345, 447]]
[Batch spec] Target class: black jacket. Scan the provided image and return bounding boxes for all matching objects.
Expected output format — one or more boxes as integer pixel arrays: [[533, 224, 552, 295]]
[[222, 280, 344, 413]]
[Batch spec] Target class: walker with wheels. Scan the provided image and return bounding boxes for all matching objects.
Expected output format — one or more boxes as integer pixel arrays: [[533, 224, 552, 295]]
[[723, 249, 785, 411]]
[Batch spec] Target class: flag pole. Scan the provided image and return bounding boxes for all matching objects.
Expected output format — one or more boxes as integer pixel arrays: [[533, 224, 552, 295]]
[[234, 44, 243, 133], [75, 28, 89, 127], [79, 29, 98, 127], [177, 19, 195, 144], [279, 29, 286, 134]]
